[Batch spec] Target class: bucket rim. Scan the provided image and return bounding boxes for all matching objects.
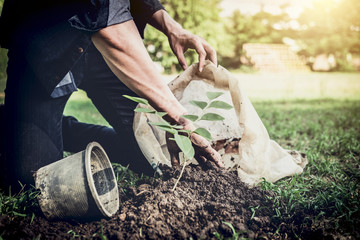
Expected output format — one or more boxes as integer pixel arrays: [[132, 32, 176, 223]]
[[84, 142, 119, 218]]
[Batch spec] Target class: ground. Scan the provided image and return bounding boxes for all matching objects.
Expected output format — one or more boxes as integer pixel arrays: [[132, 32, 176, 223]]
[[0, 73, 359, 239], [0, 163, 358, 239]]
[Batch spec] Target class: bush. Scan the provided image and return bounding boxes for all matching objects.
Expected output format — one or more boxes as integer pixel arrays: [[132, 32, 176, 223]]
[[0, 48, 8, 93]]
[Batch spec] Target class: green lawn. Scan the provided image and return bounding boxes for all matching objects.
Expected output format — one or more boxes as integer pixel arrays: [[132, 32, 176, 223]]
[[255, 99, 360, 235], [63, 90, 110, 127], [1, 72, 360, 237]]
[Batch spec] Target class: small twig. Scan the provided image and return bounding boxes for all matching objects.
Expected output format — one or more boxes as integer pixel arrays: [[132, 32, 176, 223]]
[[135, 190, 150, 196], [171, 158, 188, 191]]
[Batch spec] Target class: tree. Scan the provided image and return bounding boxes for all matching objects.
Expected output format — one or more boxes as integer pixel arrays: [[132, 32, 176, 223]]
[[296, 0, 360, 70], [144, 0, 229, 73], [0, 0, 8, 92], [224, 9, 289, 68]]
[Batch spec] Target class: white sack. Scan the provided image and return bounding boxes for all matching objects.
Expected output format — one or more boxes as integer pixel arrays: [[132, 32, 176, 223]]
[[133, 61, 307, 186]]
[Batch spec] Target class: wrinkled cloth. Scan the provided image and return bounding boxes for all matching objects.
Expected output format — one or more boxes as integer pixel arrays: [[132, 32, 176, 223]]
[[133, 61, 308, 186]]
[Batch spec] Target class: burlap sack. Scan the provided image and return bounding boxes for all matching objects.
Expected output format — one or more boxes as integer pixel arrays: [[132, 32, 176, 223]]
[[133, 61, 307, 186]]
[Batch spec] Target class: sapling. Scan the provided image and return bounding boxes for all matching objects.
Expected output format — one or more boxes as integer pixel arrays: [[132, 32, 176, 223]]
[[124, 91, 233, 191]]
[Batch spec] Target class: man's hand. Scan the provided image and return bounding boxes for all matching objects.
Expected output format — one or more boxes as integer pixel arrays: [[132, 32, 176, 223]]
[[92, 20, 188, 124], [166, 118, 224, 168], [167, 28, 217, 72], [92, 12, 222, 169], [150, 10, 217, 72], [149, 10, 221, 167]]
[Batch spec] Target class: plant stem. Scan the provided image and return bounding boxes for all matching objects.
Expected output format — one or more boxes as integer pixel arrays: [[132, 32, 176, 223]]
[[171, 158, 188, 191]]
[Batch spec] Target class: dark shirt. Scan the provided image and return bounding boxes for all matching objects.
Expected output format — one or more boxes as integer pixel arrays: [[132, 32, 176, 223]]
[[0, 0, 164, 97]]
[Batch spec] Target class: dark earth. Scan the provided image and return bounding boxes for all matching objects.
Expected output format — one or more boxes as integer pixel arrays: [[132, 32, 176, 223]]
[[0, 163, 358, 239]]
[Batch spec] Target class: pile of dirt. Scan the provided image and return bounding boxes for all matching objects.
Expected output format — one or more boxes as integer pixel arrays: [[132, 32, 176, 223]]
[[0, 164, 343, 239]]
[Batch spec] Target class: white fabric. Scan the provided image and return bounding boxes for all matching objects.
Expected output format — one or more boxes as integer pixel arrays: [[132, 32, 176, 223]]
[[133, 61, 307, 186]]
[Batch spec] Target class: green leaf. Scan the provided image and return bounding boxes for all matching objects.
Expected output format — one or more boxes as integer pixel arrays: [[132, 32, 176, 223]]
[[178, 129, 192, 134], [134, 107, 156, 113], [208, 100, 233, 110], [182, 114, 199, 122], [189, 100, 207, 110], [193, 128, 212, 140], [156, 126, 177, 135], [200, 113, 225, 121], [30, 213, 35, 224], [206, 91, 224, 100], [222, 221, 238, 237], [149, 122, 177, 134], [213, 232, 222, 239], [12, 211, 27, 217], [148, 121, 181, 134], [171, 125, 184, 129], [174, 134, 195, 160], [123, 95, 149, 105], [148, 121, 171, 127], [155, 112, 167, 117]]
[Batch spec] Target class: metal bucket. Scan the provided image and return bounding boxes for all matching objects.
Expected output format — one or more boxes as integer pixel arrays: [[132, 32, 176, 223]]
[[34, 142, 119, 220]]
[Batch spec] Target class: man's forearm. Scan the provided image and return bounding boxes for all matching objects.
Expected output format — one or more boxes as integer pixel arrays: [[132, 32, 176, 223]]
[[148, 9, 183, 37], [91, 20, 186, 124], [92, 16, 223, 168]]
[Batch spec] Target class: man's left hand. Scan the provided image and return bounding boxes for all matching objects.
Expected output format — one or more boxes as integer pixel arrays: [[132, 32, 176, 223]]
[[167, 28, 217, 72], [150, 10, 217, 72]]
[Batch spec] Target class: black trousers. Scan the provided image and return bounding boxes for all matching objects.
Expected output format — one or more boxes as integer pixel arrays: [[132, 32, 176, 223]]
[[1, 44, 154, 191]]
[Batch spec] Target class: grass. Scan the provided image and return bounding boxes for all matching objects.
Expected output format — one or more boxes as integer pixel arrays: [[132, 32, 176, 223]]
[[255, 99, 360, 236], [0, 72, 360, 238], [0, 183, 40, 221], [214, 221, 244, 240], [63, 90, 110, 126]]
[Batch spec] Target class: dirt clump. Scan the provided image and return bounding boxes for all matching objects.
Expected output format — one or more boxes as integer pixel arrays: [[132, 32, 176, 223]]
[[0, 164, 342, 239], [212, 138, 240, 154], [116, 164, 276, 239]]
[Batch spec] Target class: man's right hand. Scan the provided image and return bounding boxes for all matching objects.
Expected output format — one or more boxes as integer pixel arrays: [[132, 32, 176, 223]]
[[92, 19, 223, 169], [166, 119, 224, 168]]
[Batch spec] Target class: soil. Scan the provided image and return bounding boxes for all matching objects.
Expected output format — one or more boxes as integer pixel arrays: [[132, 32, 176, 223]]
[[212, 138, 240, 154], [0, 164, 357, 239]]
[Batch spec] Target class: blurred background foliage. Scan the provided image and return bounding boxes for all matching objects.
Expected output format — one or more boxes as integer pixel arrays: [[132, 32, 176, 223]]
[[144, 0, 360, 72], [0, 0, 359, 78], [0, 0, 7, 92], [294, 0, 360, 71]]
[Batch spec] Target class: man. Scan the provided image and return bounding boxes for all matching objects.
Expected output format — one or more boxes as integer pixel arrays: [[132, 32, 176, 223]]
[[0, 0, 223, 191]]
